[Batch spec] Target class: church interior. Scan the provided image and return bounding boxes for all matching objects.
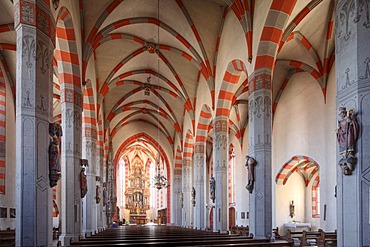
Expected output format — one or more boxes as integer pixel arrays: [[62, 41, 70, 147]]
[[0, 0, 369, 246]]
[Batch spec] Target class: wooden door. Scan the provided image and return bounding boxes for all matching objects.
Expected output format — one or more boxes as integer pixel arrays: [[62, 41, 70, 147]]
[[229, 207, 235, 228]]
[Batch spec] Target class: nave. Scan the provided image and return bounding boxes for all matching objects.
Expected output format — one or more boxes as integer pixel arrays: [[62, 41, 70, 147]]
[[0, 0, 370, 246]]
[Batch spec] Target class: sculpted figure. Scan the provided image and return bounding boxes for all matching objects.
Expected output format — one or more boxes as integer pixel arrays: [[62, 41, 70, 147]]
[[96, 185, 101, 204], [192, 187, 196, 207], [80, 167, 88, 198], [210, 177, 215, 203], [245, 155, 257, 193], [336, 107, 360, 175], [49, 123, 62, 187]]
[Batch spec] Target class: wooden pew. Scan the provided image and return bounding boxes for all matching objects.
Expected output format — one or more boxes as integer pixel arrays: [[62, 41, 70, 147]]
[[317, 229, 337, 247], [70, 225, 293, 247], [285, 229, 337, 247], [0, 229, 15, 247]]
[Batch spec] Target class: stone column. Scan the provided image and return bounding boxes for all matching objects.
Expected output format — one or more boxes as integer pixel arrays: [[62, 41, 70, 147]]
[[96, 150, 104, 231], [248, 71, 272, 238], [182, 159, 192, 227], [14, 0, 55, 246], [59, 61, 83, 245], [82, 134, 97, 236], [194, 143, 206, 230], [106, 142, 114, 226], [172, 170, 182, 226], [335, 1, 370, 246], [212, 117, 228, 233]]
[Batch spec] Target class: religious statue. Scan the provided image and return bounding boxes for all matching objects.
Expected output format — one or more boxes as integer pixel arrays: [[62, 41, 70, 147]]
[[80, 167, 88, 198], [336, 107, 360, 175], [289, 200, 295, 218], [245, 155, 257, 193], [49, 123, 62, 188], [103, 184, 107, 206], [210, 177, 215, 203], [192, 187, 196, 207], [95, 185, 101, 204], [179, 192, 183, 208]]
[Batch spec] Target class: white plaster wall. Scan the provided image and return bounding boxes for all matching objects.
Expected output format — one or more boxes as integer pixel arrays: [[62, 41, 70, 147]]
[[273, 71, 336, 232], [230, 135, 249, 227], [0, 80, 16, 230], [276, 172, 305, 234], [320, 66, 337, 231]]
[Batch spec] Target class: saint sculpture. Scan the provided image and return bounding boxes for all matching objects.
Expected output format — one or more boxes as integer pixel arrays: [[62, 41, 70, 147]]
[[245, 155, 257, 193], [49, 123, 62, 187], [336, 107, 359, 175]]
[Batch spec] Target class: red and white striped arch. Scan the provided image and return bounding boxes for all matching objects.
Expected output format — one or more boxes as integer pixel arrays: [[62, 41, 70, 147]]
[[312, 175, 320, 218], [52, 188, 59, 217], [196, 104, 212, 144], [275, 155, 319, 187], [278, 0, 323, 53], [55, 7, 82, 105], [174, 146, 182, 176], [183, 130, 194, 161], [254, 0, 297, 71], [229, 0, 253, 62], [83, 80, 97, 139], [216, 60, 247, 118], [0, 69, 6, 194]]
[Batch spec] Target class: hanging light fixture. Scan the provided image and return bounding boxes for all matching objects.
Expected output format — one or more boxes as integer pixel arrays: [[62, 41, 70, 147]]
[[151, 0, 167, 191]]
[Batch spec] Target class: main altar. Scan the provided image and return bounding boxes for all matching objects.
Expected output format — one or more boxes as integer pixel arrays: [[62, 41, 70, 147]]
[[125, 161, 150, 224]]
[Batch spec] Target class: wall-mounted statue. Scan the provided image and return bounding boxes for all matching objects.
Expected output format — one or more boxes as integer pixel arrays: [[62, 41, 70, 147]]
[[192, 187, 196, 207], [179, 192, 183, 208], [245, 155, 257, 193], [49, 123, 62, 188], [289, 200, 295, 218], [210, 177, 215, 203], [80, 167, 87, 198], [103, 184, 107, 206], [95, 185, 101, 204], [336, 107, 360, 175]]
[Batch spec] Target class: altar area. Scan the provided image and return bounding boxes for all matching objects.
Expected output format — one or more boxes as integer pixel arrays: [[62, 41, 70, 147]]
[[283, 222, 312, 234]]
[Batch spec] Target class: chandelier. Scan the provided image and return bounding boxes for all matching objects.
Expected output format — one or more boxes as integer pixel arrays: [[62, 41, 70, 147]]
[[153, 161, 168, 190], [151, 0, 167, 191]]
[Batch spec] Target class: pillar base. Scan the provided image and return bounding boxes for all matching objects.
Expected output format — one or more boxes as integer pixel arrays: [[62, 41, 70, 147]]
[[59, 233, 79, 246]]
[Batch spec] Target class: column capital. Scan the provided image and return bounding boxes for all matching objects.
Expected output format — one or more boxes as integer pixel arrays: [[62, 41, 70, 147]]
[[249, 70, 272, 93], [14, 0, 55, 43]]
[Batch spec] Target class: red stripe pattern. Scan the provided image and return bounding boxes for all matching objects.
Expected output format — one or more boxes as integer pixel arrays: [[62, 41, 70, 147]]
[[311, 175, 320, 218], [275, 155, 319, 187], [0, 69, 5, 194]]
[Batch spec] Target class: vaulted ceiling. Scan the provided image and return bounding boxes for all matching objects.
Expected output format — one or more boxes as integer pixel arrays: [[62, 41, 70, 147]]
[[0, 0, 335, 169]]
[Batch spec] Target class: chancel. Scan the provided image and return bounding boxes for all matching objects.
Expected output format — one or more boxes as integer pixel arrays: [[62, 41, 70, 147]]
[[0, 0, 369, 247]]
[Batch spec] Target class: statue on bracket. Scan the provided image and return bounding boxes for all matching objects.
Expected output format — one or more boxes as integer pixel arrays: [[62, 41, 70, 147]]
[[336, 107, 360, 175], [245, 155, 257, 193], [95, 185, 101, 204], [80, 159, 88, 198], [191, 187, 196, 207], [210, 177, 215, 203], [289, 200, 295, 218], [49, 123, 62, 187]]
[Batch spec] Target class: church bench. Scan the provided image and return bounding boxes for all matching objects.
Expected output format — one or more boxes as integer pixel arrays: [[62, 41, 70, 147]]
[[285, 229, 337, 247], [71, 240, 294, 247], [71, 236, 265, 246], [0, 229, 15, 247], [229, 225, 249, 236], [316, 230, 337, 247]]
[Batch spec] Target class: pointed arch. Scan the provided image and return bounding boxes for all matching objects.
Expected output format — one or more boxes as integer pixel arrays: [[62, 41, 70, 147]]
[[276, 155, 319, 187], [216, 60, 247, 118], [55, 7, 82, 105]]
